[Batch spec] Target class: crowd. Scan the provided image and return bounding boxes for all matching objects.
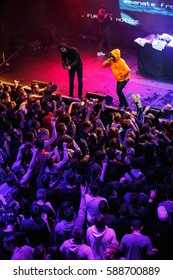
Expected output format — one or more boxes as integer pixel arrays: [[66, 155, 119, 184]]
[[0, 79, 173, 260]]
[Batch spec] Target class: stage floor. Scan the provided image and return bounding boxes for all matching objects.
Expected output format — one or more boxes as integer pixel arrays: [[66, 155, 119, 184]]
[[0, 41, 173, 109]]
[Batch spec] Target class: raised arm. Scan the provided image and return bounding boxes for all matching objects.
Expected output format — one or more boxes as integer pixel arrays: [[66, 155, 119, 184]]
[[20, 147, 38, 184], [44, 118, 57, 149], [12, 143, 27, 169], [72, 185, 86, 233]]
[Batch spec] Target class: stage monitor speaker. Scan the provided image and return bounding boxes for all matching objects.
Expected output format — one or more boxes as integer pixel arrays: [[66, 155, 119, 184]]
[[143, 106, 161, 117], [28, 40, 42, 51], [85, 92, 105, 102], [31, 80, 48, 89], [61, 95, 80, 105]]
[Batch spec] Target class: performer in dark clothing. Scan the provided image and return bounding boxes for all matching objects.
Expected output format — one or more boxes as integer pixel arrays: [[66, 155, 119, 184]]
[[97, 4, 112, 57], [58, 43, 83, 99]]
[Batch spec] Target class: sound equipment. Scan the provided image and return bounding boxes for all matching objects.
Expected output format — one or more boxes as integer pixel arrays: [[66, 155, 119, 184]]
[[85, 92, 105, 102], [61, 95, 80, 105], [143, 106, 161, 117], [31, 80, 48, 89], [28, 40, 42, 51]]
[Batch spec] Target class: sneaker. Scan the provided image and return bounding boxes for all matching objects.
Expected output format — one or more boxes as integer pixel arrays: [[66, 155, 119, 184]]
[[136, 94, 142, 108], [97, 51, 106, 56], [132, 94, 137, 103]]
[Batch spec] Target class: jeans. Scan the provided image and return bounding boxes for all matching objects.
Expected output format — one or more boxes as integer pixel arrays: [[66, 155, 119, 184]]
[[116, 79, 129, 107], [69, 66, 83, 99]]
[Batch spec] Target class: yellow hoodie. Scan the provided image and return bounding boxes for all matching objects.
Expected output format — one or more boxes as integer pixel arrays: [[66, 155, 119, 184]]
[[102, 49, 130, 82]]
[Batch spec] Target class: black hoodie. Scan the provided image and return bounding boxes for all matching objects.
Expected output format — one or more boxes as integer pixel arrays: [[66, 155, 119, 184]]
[[59, 43, 83, 69]]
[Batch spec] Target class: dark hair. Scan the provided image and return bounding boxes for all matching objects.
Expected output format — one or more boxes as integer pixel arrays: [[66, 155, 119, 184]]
[[56, 123, 66, 135], [89, 183, 98, 196], [3, 234, 17, 247], [58, 43, 69, 51], [63, 206, 74, 221], [132, 219, 142, 230], [59, 201, 74, 221], [98, 200, 109, 214], [34, 139, 44, 150], [94, 214, 105, 229], [66, 169, 76, 185], [72, 228, 84, 244], [106, 148, 116, 160], [6, 216, 18, 225], [32, 244, 46, 260], [30, 205, 42, 219], [36, 189, 46, 200]]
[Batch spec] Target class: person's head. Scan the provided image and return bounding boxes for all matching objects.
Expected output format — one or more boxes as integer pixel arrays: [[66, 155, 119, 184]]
[[30, 204, 42, 220], [142, 123, 150, 134], [59, 201, 75, 222], [89, 133, 98, 145], [89, 183, 99, 196], [46, 82, 57, 93], [106, 147, 116, 160], [126, 147, 135, 157], [45, 155, 55, 169], [94, 214, 105, 230], [36, 189, 46, 201], [94, 214, 106, 231], [32, 244, 46, 260], [3, 234, 17, 252], [130, 179, 143, 193], [1, 91, 11, 103], [60, 113, 71, 125], [131, 219, 143, 232], [24, 131, 35, 143], [90, 163, 101, 183], [72, 227, 84, 244], [98, 200, 109, 215], [108, 138, 118, 150], [100, 3, 107, 12], [114, 112, 122, 123], [48, 244, 61, 260], [31, 82, 40, 93], [38, 128, 50, 140], [94, 150, 106, 164], [119, 202, 129, 217], [125, 137, 135, 148], [59, 43, 69, 54], [19, 91, 28, 101], [82, 120, 93, 132], [105, 243, 120, 260], [56, 123, 67, 135], [34, 139, 44, 150], [66, 169, 76, 186], [5, 215, 18, 228]]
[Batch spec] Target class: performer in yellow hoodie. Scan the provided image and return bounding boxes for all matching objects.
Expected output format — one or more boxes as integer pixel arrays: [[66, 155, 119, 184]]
[[102, 48, 130, 109]]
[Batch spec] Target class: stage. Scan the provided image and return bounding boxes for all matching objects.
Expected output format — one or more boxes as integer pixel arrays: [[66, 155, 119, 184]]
[[0, 39, 173, 110]]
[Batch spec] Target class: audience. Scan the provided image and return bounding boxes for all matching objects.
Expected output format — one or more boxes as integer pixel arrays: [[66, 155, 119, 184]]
[[0, 80, 172, 260]]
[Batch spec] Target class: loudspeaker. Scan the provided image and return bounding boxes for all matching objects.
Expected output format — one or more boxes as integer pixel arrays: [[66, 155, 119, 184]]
[[28, 40, 42, 51], [85, 92, 105, 102], [61, 95, 80, 105], [32, 80, 48, 89], [143, 106, 161, 117]]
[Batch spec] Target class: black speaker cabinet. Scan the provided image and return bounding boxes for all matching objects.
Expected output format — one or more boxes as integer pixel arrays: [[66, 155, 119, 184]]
[[85, 92, 105, 101], [31, 80, 48, 89]]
